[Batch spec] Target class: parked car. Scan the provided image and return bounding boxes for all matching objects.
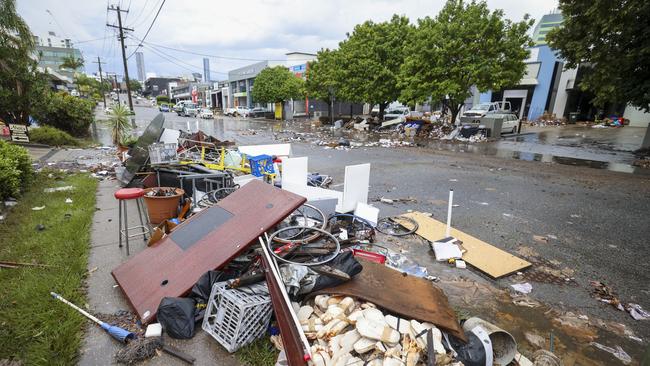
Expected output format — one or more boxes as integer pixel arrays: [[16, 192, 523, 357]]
[[199, 108, 214, 119], [236, 106, 251, 117], [463, 101, 512, 119], [244, 107, 268, 118], [173, 101, 193, 115], [383, 107, 423, 120], [158, 104, 170, 112], [181, 103, 199, 117], [496, 113, 520, 134]]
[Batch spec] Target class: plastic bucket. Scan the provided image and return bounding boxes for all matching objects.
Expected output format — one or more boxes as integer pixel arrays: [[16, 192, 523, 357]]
[[463, 317, 517, 365], [143, 187, 184, 224]]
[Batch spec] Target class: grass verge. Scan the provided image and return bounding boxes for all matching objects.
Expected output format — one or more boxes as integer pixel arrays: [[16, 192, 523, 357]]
[[237, 337, 279, 366], [0, 173, 97, 365]]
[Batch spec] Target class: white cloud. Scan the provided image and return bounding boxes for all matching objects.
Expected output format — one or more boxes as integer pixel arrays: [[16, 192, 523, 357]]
[[17, 0, 557, 79]]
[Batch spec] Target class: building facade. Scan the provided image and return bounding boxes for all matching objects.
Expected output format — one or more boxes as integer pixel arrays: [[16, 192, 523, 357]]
[[144, 77, 181, 97], [33, 31, 83, 83], [532, 12, 564, 46], [135, 52, 146, 82], [203, 58, 211, 83]]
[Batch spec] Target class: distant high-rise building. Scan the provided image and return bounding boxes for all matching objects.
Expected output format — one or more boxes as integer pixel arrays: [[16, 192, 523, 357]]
[[136, 52, 146, 82], [33, 31, 83, 84], [532, 12, 564, 46], [203, 58, 210, 82]]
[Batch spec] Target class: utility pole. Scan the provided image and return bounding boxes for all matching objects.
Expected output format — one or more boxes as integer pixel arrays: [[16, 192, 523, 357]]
[[93, 57, 107, 109], [107, 5, 136, 127]]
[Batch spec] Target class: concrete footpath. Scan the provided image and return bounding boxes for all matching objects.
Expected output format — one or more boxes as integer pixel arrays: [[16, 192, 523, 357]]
[[78, 180, 240, 366]]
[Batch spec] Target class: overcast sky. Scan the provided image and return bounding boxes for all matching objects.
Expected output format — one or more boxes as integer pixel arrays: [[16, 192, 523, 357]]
[[17, 0, 558, 81]]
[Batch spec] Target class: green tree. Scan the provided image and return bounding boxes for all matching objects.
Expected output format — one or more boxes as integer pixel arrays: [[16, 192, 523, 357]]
[[305, 49, 343, 119], [34, 91, 95, 137], [156, 95, 170, 104], [251, 66, 304, 119], [547, 0, 650, 111], [336, 15, 411, 119], [59, 55, 84, 71], [0, 0, 49, 125], [400, 0, 533, 123], [128, 79, 142, 93]]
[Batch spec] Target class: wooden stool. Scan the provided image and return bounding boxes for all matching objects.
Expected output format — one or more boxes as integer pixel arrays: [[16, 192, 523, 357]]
[[114, 188, 150, 256]]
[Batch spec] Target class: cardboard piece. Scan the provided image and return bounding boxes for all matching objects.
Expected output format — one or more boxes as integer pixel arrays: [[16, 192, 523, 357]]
[[402, 211, 531, 278], [112, 180, 305, 323]]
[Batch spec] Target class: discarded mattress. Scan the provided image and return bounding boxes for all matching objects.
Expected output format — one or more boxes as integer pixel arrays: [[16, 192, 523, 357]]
[[310, 259, 466, 341], [112, 180, 306, 323]]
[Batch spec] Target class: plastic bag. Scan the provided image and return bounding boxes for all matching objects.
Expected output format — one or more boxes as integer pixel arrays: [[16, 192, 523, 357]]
[[157, 297, 197, 339]]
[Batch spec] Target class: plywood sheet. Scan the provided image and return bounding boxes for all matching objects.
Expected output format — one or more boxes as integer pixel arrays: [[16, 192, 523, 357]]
[[112, 180, 306, 323], [401, 212, 531, 278], [310, 259, 466, 341]]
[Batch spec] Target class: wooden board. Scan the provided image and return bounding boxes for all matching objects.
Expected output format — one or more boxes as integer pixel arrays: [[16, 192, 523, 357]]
[[401, 212, 531, 279], [112, 180, 306, 323]]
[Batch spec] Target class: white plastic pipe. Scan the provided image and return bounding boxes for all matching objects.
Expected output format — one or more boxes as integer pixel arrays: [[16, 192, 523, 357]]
[[446, 189, 454, 237]]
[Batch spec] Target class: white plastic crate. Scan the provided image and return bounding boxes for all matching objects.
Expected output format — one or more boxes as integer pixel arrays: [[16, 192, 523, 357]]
[[202, 281, 273, 353]]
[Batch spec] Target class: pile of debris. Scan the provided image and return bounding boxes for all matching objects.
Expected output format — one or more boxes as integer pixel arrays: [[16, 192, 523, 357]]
[[528, 113, 565, 127]]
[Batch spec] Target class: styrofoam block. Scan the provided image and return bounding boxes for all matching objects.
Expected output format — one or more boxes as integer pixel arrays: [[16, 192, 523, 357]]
[[354, 202, 379, 226], [338, 163, 370, 213], [239, 144, 292, 158]]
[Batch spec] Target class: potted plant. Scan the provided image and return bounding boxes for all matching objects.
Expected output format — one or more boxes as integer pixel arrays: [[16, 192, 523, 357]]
[[142, 187, 185, 224], [106, 104, 132, 159]]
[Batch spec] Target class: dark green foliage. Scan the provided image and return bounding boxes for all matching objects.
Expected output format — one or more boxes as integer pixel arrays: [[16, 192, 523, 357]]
[[34, 92, 95, 137], [251, 66, 304, 104], [400, 0, 533, 123], [547, 0, 650, 110], [156, 95, 170, 104], [29, 125, 79, 147], [0, 139, 32, 200]]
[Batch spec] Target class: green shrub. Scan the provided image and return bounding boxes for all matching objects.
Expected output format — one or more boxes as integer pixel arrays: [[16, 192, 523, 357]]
[[0, 140, 33, 200], [156, 95, 170, 104], [29, 126, 79, 146], [34, 92, 95, 137]]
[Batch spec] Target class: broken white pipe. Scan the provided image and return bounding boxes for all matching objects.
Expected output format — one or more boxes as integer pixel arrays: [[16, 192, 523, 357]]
[[446, 189, 454, 237], [259, 236, 312, 361]]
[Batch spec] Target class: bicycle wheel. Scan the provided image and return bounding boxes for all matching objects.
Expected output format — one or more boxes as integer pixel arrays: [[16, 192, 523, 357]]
[[328, 213, 375, 241], [273, 204, 327, 244], [267, 226, 340, 266], [375, 216, 418, 236]]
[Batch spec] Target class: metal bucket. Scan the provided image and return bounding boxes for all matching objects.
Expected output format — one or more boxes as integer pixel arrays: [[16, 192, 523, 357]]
[[463, 317, 517, 365]]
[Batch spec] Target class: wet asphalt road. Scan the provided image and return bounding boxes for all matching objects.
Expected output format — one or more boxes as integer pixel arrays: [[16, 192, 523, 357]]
[[101, 106, 650, 340]]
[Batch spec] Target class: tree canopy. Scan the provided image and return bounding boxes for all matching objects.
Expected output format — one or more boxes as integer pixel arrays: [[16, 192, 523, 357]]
[[251, 66, 304, 104], [547, 0, 650, 111], [336, 14, 411, 118], [400, 0, 533, 123], [305, 48, 343, 117], [0, 0, 48, 124], [128, 79, 142, 93], [59, 55, 84, 71]]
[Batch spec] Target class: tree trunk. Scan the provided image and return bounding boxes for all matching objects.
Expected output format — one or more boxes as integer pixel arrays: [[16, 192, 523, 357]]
[[326, 98, 332, 122], [449, 102, 461, 126], [379, 102, 387, 121]]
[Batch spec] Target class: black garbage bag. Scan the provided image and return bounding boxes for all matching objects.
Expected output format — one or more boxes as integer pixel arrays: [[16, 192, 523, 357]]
[[443, 331, 490, 366], [157, 297, 197, 339], [190, 270, 238, 303], [312, 251, 363, 292], [189, 270, 238, 322]]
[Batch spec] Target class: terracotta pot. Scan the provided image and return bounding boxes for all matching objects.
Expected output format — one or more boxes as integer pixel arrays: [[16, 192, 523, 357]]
[[142, 187, 184, 224]]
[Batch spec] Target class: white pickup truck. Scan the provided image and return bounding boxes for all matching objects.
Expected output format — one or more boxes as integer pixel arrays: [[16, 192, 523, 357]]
[[463, 101, 511, 119]]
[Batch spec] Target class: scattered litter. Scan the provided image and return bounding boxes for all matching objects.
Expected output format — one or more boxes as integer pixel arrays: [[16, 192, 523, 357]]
[[513, 298, 541, 308], [32, 206, 45, 211], [626, 303, 650, 320], [44, 186, 74, 193], [144, 323, 162, 338], [510, 283, 533, 294], [432, 237, 463, 261], [4, 200, 18, 207], [589, 342, 632, 364], [35, 224, 45, 231], [455, 260, 467, 269], [65, 198, 73, 204], [533, 235, 549, 244]]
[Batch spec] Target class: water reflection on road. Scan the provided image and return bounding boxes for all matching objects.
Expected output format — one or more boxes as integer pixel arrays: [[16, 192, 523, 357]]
[[94, 107, 649, 175]]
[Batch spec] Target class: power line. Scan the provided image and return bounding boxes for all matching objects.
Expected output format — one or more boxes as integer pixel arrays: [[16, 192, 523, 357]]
[[139, 41, 228, 77], [131, 0, 162, 28], [128, 0, 151, 27], [127, 0, 165, 59], [143, 41, 315, 62]]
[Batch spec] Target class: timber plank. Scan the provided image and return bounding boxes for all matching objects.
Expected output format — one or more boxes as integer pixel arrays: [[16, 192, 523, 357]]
[[401, 212, 531, 278]]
